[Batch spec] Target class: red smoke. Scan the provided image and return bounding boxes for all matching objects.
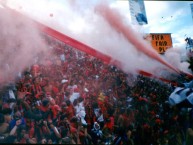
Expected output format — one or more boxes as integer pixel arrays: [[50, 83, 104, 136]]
[[95, 4, 180, 74]]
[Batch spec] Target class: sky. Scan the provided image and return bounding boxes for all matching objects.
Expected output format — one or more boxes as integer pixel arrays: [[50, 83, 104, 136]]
[[114, 0, 193, 48], [0, 0, 192, 84]]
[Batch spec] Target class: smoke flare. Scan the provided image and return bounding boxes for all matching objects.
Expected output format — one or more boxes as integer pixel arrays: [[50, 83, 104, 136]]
[[95, 4, 180, 74]]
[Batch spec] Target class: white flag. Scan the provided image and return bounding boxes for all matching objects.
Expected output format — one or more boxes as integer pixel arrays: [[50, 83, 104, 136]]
[[129, 0, 148, 25]]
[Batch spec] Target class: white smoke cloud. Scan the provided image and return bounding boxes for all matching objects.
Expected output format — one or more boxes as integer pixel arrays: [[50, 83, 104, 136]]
[[164, 47, 191, 73], [0, 6, 47, 85], [2, 0, 191, 80]]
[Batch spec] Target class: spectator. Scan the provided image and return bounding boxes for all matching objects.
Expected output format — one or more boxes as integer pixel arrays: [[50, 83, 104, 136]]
[[9, 111, 26, 130], [0, 113, 9, 138], [91, 122, 103, 145]]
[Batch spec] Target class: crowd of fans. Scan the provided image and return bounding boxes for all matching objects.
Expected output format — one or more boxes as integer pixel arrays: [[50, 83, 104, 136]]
[[0, 34, 193, 145]]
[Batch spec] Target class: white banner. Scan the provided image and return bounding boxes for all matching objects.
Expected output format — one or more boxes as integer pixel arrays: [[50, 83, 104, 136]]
[[129, 0, 148, 25]]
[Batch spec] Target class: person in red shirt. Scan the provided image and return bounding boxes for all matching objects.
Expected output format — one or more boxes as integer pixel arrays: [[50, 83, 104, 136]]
[[50, 105, 61, 120], [31, 64, 40, 77], [40, 98, 52, 120], [65, 100, 75, 121], [30, 76, 42, 97], [104, 115, 115, 133]]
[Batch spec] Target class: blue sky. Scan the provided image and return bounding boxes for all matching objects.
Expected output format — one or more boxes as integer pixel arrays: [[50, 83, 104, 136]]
[[145, 1, 193, 48], [114, 1, 193, 48]]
